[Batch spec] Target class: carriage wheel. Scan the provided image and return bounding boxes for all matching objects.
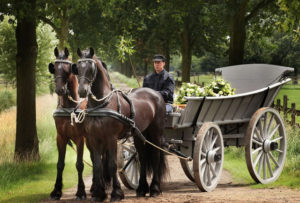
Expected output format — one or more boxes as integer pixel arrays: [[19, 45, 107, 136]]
[[117, 138, 140, 190], [193, 123, 224, 192], [245, 107, 286, 184], [180, 159, 194, 182]]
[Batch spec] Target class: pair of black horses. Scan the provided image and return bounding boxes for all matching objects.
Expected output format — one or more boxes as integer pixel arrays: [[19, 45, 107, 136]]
[[48, 47, 168, 202]]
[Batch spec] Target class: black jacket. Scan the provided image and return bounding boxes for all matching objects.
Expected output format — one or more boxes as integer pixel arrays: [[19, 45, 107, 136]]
[[143, 69, 175, 103]]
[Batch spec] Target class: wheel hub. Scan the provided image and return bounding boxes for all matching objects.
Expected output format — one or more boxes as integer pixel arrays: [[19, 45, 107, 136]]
[[206, 151, 216, 164]]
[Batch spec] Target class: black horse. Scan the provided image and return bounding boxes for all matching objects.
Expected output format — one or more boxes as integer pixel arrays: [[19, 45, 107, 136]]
[[48, 47, 87, 200], [71, 48, 168, 201]]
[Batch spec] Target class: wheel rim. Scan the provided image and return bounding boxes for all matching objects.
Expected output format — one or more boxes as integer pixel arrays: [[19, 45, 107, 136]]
[[246, 108, 286, 184], [180, 159, 194, 182], [118, 139, 140, 189], [179, 141, 195, 182], [194, 123, 224, 192]]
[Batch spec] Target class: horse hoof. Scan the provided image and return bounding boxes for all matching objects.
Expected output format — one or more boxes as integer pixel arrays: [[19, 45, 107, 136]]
[[91, 196, 107, 202], [150, 191, 161, 197], [136, 191, 146, 197], [50, 190, 62, 200], [75, 195, 86, 200], [111, 190, 124, 202], [110, 196, 124, 202]]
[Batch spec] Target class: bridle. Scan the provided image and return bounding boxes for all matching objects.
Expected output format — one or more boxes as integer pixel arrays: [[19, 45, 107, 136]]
[[77, 58, 98, 85], [54, 59, 72, 82], [53, 59, 80, 103], [77, 58, 99, 98]]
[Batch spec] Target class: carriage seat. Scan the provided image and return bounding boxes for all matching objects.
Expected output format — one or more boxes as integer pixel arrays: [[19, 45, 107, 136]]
[[215, 64, 294, 94]]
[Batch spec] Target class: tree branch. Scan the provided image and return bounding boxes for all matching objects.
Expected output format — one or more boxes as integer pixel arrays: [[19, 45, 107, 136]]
[[39, 16, 59, 34], [47, 0, 63, 19], [245, 0, 273, 22]]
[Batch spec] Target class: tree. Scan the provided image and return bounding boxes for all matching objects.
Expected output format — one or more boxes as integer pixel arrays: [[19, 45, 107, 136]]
[[226, 0, 276, 65], [14, 0, 39, 161], [0, 16, 58, 88]]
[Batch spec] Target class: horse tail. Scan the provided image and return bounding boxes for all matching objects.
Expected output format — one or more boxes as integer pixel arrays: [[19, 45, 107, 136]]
[[143, 127, 169, 182], [158, 142, 168, 181]]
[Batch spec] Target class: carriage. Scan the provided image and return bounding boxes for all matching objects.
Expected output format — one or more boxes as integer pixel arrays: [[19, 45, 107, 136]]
[[118, 64, 294, 192]]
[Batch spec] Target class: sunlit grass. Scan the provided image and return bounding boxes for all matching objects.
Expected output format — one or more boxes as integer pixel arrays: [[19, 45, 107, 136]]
[[0, 94, 92, 202], [110, 71, 140, 88], [224, 123, 300, 189]]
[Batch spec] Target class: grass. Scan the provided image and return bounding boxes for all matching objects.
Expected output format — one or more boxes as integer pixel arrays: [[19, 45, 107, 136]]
[[0, 94, 92, 203], [110, 71, 140, 88], [223, 123, 300, 189]]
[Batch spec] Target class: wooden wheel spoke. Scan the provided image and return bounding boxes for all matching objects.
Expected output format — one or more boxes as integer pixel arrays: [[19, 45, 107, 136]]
[[258, 153, 264, 176], [200, 158, 206, 166], [276, 149, 283, 153], [258, 119, 264, 139], [252, 146, 262, 155], [211, 135, 218, 149], [267, 114, 274, 136], [253, 151, 263, 168], [268, 152, 279, 167], [263, 112, 268, 136], [252, 138, 262, 146], [266, 153, 274, 178], [202, 164, 208, 182], [212, 146, 220, 153], [129, 163, 135, 181], [271, 136, 283, 143], [209, 163, 217, 178], [268, 124, 280, 140], [254, 127, 263, 142], [207, 164, 211, 186], [201, 152, 206, 157], [263, 154, 267, 179]]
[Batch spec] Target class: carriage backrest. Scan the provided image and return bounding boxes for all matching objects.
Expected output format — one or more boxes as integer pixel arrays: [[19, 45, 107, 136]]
[[215, 64, 294, 94]]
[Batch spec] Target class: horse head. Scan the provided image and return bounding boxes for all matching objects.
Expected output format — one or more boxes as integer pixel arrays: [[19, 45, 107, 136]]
[[49, 47, 73, 96], [73, 47, 110, 98]]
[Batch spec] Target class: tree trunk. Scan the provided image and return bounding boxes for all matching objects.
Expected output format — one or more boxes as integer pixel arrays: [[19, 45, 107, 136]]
[[163, 39, 170, 72], [57, 17, 69, 50], [181, 22, 192, 82], [229, 0, 248, 65], [144, 61, 148, 76], [14, 0, 39, 161]]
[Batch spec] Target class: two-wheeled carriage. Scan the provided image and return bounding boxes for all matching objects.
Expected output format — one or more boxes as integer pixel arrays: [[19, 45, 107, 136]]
[[118, 64, 293, 192]]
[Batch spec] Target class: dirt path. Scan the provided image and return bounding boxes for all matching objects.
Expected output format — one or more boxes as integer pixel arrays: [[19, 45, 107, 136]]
[[42, 156, 299, 203], [41, 74, 300, 202]]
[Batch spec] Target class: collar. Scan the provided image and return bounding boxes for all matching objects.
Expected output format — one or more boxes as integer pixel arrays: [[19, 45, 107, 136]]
[[154, 69, 165, 76]]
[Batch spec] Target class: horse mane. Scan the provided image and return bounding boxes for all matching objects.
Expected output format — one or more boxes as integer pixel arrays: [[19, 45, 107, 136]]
[[93, 55, 111, 84]]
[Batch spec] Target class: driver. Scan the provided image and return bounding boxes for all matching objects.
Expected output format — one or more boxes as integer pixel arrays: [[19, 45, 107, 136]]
[[143, 54, 175, 114]]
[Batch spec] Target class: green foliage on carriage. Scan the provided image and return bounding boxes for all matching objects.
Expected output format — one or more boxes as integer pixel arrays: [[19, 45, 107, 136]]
[[175, 78, 236, 104]]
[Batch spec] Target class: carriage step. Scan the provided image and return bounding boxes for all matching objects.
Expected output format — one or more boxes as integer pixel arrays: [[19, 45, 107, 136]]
[[168, 139, 183, 144]]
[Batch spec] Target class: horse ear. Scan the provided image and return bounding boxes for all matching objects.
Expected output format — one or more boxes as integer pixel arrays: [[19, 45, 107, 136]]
[[89, 47, 94, 57], [71, 63, 78, 75], [77, 48, 82, 58], [48, 63, 55, 74], [64, 47, 69, 58], [54, 47, 59, 57]]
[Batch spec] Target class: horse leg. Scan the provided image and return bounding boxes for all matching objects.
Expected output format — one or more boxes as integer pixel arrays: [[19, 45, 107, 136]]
[[109, 143, 124, 202], [75, 138, 86, 200], [102, 150, 112, 186], [134, 136, 149, 197], [90, 148, 107, 202], [50, 134, 67, 200], [89, 149, 96, 193]]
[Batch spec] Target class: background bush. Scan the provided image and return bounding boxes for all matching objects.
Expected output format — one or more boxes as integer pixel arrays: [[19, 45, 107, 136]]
[[0, 90, 15, 113]]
